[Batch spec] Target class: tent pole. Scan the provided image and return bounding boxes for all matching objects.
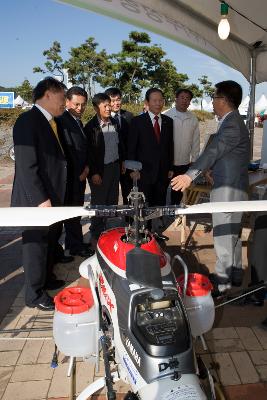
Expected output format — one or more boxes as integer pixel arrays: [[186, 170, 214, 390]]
[[248, 50, 256, 160]]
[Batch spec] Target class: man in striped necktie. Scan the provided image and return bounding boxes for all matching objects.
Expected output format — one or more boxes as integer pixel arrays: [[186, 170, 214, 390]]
[[11, 77, 67, 311]]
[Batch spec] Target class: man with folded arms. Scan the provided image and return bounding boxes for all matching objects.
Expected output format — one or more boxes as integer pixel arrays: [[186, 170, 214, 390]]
[[84, 93, 125, 239]]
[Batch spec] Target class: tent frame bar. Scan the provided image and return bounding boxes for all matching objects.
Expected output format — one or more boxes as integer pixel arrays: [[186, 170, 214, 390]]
[[247, 50, 256, 160]]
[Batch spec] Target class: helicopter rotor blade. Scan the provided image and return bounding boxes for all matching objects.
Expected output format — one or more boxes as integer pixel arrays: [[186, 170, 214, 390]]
[[174, 200, 267, 215], [1, 200, 267, 227], [0, 207, 94, 227]]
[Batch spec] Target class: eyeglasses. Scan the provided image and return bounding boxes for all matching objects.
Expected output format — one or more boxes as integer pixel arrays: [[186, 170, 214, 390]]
[[211, 95, 225, 100]]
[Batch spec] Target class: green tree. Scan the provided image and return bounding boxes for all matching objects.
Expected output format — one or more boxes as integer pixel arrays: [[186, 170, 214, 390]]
[[198, 75, 214, 109], [97, 31, 201, 103], [97, 31, 167, 101], [97, 31, 150, 100], [186, 83, 203, 102], [151, 59, 189, 104], [64, 37, 109, 99], [15, 79, 33, 103], [33, 41, 64, 81]]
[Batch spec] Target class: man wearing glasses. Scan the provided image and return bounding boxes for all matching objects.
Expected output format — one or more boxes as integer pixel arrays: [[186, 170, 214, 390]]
[[171, 80, 249, 295]]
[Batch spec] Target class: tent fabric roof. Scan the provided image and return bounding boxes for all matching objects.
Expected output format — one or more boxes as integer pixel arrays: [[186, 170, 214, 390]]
[[59, 0, 267, 83], [14, 95, 25, 106]]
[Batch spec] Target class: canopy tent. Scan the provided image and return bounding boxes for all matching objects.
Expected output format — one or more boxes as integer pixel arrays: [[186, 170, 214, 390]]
[[188, 101, 201, 111], [239, 95, 250, 115], [205, 100, 214, 113], [255, 94, 267, 113], [14, 95, 27, 107], [202, 99, 214, 112], [58, 0, 267, 156], [59, 0, 267, 82]]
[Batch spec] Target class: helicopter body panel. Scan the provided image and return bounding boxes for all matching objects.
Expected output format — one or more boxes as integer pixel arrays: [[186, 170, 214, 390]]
[[97, 228, 167, 276], [78, 227, 207, 396]]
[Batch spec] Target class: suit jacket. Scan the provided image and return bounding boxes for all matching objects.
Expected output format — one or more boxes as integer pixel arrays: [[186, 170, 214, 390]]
[[187, 110, 250, 201], [56, 110, 88, 203], [84, 114, 125, 178], [127, 112, 174, 184], [11, 106, 67, 207], [120, 109, 134, 125], [118, 109, 134, 155]]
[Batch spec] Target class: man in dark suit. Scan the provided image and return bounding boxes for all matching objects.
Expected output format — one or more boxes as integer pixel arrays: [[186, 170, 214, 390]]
[[105, 87, 133, 204], [57, 86, 94, 258], [128, 88, 174, 239], [171, 80, 250, 294], [84, 93, 125, 239], [11, 77, 67, 310]]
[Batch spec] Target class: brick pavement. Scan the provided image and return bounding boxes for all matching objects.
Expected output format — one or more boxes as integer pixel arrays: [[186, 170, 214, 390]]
[[0, 225, 267, 399]]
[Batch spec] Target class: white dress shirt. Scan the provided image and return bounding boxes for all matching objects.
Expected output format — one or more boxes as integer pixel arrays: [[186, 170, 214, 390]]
[[35, 103, 52, 122]]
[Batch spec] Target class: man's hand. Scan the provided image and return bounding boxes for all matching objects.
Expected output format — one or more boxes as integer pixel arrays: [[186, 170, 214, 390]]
[[204, 169, 214, 185], [92, 174, 102, 185], [38, 199, 52, 207], [168, 170, 174, 179], [79, 166, 89, 182], [130, 171, 140, 180], [171, 174, 192, 192]]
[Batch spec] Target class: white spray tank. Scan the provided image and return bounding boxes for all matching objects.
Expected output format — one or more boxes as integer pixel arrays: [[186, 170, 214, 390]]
[[53, 286, 98, 357], [174, 255, 215, 337]]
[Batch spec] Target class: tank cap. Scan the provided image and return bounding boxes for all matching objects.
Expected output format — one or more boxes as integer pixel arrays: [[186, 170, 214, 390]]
[[150, 289, 164, 300], [54, 287, 94, 314], [177, 273, 213, 296]]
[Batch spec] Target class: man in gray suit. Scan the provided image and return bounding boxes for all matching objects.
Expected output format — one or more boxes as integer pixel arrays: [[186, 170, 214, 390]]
[[171, 80, 250, 294]]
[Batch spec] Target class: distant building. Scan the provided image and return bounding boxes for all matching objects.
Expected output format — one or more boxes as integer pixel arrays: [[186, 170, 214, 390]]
[[63, 69, 72, 89], [53, 69, 72, 89]]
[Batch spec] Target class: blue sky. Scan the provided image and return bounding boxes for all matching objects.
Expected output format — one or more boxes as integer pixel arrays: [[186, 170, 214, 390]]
[[1, 0, 267, 100]]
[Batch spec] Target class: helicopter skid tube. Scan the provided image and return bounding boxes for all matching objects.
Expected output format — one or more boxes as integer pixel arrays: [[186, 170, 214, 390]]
[[76, 372, 120, 400]]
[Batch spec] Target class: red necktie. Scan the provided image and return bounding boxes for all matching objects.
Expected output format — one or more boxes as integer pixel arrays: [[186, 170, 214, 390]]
[[153, 115, 160, 143]]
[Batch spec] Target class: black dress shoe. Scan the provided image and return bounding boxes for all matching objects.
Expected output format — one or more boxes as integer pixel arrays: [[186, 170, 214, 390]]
[[209, 273, 231, 297], [153, 232, 169, 242], [231, 267, 244, 287], [36, 298, 55, 311], [226, 290, 264, 306], [209, 273, 230, 285], [55, 255, 74, 264], [45, 279, 65, 290], [70, 248, 95, 257], [243, 294, 264, 307], [262, 317, 267, 328], [27, 295, 55, 311], [82, 243, 93, 250], [241, 294, 264, 307]]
